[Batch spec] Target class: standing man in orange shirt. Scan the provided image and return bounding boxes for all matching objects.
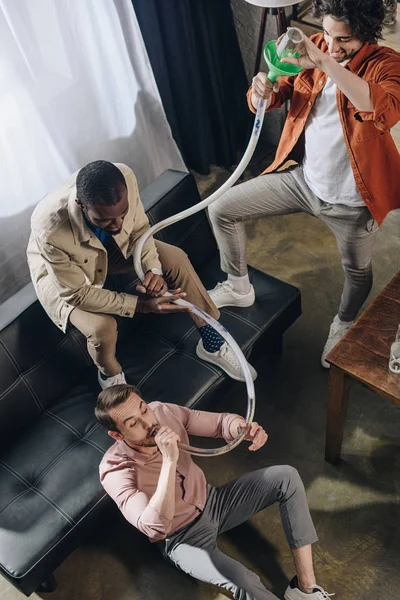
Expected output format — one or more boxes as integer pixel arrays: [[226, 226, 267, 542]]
[[208, 0, 400, 367]]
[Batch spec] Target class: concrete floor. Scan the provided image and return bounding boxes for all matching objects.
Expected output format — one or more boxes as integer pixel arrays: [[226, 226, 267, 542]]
[[2, 19, 400, 600]]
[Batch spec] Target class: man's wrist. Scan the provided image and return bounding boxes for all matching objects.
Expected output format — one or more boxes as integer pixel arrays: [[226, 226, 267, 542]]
[[136, 297, 148, 312], [162, 456, 178, 467], [316, 52, 333, 73], [229, 417, 244, 438]]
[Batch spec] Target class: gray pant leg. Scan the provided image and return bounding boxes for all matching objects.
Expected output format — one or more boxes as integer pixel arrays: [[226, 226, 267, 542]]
[[319, 204, 379, 321], [163, 466, 317, 599], [168, 542, 280, 600], [215, 465, 318, 549], [208, 167, 315, 277]]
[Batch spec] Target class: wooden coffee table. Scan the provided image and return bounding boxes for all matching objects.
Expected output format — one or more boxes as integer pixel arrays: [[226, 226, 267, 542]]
[[325, 272, 400, 464]]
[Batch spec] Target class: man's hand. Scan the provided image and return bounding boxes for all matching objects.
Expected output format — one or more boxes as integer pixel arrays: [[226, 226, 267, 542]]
[[136, 289, 191, 314], [155, 426, 180, 463], [230, 417, 268, 452], [251, 72, 280, 107], [280, 34, 326, 70], [136, 272, 168, 297]]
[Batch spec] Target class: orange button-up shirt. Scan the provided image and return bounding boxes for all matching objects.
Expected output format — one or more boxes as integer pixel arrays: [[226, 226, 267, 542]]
[[99, 402, 239, 542], [247, 34, 400, 225]]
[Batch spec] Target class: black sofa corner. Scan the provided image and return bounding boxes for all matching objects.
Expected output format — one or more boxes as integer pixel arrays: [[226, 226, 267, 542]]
[[0, 169, 301, 596]]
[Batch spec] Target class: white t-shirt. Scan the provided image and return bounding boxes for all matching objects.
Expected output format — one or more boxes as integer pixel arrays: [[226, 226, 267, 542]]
[[303, 76, 365, 207]]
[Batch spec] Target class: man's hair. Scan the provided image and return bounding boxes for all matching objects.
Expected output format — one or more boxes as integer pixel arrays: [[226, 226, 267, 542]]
[[312, 0, 385, 43], [95, 384, 142, 432], [76, 160, 127, 207]]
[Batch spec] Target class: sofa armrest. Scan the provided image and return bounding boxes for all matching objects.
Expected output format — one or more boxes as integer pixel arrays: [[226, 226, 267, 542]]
[[140, 170, 194, 213], [0, 282, 37, 332], [140, 169, 217, 271]]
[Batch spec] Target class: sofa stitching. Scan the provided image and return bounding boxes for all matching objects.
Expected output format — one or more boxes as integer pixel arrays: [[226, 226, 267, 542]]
[[0, 488, 31, 515], [172, 349, 221, 375], [43, 409, 99, 439], [32, 440, 83, 487], [0, 377, 42, 414], [136, 348, 177, 387], [221, 310, 261, 332], [83, 438, 108, 455], [32, 423, 101, 486], [135, 330, 175, 350], [0, 494, 110, 580], [1, 334, 72, 378], [0, 461, 75, 525]]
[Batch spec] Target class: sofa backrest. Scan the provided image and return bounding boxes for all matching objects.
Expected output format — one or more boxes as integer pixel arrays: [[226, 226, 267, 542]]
[[0, 170, 217, 451], [0, 289, 89, 450], [141, 170, 217, 271]]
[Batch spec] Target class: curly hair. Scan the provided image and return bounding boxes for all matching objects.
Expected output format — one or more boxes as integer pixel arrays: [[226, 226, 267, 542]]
[[311, 0, 385, 43]]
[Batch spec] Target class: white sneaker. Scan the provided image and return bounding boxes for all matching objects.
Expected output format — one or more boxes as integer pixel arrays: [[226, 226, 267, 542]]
[[98, 371, 127, 390], [284, 577, 334, 600], [321, 315, 353, 368], [208, 281, 255, 309], [196, 339, 257, 382]]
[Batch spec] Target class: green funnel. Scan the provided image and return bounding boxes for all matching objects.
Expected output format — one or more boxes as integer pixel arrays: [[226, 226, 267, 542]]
[[264, 40, 303, 83]]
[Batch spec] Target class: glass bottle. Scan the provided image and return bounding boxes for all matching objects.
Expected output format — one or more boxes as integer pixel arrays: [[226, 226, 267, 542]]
[[383, 0, 397, 26], [276, 27, 304, 59], [389, 324, 400, 374]]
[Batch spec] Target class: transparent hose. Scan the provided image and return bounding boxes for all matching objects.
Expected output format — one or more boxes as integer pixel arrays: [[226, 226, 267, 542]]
[[134, 99, 267, 456]]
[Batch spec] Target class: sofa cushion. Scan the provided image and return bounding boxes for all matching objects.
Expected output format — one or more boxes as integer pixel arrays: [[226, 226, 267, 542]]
[[0, 381, 112, 584], [0, 298, 90, 451]]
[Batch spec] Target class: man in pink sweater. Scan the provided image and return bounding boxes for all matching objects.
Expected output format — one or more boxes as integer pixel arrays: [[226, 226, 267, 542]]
[[97, 385, 332, 600]]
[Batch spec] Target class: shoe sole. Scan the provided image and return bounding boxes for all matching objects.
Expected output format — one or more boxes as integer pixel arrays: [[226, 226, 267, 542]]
[[97, 372, 127, 389], [196, 346, 257, 382], [209, 290, 256, 310], [212, 298, 256, 309]]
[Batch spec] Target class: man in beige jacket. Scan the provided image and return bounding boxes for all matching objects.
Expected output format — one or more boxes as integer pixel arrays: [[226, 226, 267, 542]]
[[27, 161, 256, 389]]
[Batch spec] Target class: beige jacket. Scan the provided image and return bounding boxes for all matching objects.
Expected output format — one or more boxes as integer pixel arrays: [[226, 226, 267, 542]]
[[27, 163, 162, 332]]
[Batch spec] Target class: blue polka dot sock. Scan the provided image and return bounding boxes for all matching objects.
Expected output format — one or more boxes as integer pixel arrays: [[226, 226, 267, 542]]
[[198, 324, 224, 353]]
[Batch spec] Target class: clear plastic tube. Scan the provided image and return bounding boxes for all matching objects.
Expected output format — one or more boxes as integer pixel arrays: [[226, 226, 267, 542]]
[[276, 27, 304, 59], [134, 99, 266, 456]]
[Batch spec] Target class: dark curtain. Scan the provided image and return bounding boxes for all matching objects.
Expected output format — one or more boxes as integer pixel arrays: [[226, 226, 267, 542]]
[[133, 0, 250, 174]]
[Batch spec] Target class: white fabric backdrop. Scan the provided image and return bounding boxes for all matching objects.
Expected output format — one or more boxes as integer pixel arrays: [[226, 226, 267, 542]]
[[0, 0, 186, 304]]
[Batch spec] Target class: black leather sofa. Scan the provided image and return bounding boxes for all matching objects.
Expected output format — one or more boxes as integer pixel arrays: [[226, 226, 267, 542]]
[[0, 170, 301, 596]]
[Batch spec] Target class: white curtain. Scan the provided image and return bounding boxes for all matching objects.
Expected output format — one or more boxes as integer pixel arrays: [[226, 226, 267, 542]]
[[0, 0, 187, 304]]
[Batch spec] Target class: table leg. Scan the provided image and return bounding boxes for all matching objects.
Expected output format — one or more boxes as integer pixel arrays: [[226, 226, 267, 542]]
[[325, 365, 352, 465]]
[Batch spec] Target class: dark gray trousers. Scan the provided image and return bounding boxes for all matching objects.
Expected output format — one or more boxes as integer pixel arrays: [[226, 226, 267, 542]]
[[159, 465, 318, 600]]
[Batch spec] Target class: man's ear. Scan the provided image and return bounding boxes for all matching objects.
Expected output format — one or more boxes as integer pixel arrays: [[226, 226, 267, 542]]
[[75, 198, 85, 210], [108, 430, 124, 441]]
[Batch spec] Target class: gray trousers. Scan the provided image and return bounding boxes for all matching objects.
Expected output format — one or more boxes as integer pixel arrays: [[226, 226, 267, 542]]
[[208, 166, 379, 322], [159, 465, 318, 600]]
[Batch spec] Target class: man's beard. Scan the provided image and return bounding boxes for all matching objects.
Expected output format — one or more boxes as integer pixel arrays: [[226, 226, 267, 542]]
[[134, 438, 157, 448], [130, 425, 160, 448], [332, 46, 361, 63]]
